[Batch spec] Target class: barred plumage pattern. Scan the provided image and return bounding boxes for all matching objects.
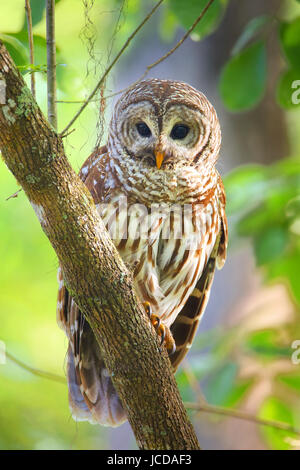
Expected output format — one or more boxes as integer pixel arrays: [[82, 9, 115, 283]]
[[57, 79, 228, 426]]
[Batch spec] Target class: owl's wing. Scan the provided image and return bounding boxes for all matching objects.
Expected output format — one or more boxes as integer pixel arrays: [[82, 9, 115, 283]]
[[56, 146, 126, 426], [170, 183, 228, 372]]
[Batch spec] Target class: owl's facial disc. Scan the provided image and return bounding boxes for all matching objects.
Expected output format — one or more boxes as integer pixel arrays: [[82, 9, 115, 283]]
[[116, 100, 209, 170]]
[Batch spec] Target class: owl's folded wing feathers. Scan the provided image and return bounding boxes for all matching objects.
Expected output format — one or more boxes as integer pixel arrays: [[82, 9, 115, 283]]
[[170, 179, 228, 371]]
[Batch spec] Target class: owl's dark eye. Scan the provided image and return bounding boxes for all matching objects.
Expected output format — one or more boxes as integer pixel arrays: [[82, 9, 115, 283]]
[[170, 124, 189, 140], [136, 122, 151, 138]]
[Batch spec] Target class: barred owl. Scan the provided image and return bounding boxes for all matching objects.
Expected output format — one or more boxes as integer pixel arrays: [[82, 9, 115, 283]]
[[57, 79, 228, 426]]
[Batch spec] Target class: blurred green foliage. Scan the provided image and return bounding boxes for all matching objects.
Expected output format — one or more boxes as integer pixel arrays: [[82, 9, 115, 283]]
[[219, 41, 267, 111], [0, 0, 300, 451], [225, 159, 300, 304], [168, 0, 228, 40]]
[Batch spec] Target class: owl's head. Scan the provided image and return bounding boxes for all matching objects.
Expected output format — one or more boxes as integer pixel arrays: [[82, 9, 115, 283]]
[[109, 79, 221, 171]]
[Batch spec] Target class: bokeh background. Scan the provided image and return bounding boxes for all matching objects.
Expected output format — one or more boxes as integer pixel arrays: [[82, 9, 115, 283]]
[[1, 0, 300, 450]]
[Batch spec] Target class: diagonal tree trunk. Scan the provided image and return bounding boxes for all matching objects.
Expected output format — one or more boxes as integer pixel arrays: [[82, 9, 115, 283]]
[[0, 41, 200, 450]]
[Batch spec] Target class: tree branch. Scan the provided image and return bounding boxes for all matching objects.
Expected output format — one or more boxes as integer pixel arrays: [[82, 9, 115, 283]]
[[0, 41, 199, 450], [185, 402, 300, 435]]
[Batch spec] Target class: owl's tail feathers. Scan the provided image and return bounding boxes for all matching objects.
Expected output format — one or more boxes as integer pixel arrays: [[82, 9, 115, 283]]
[[66, 343, 127, 427]]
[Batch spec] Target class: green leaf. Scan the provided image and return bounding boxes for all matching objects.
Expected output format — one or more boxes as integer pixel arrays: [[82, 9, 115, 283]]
[[10, 32, 71, 92], [204, 361, 238, 406], [21, 0, 63, 30], [274, 157, 300, 177], [245, 330, 291, 359], [0, 33, 29, 67], [30, 0, 46, 27], [17, 64, 48, 74], [224, 164, 268, 215], [276, 68, 300, 109], [259, 397, 297, 450], [286, 196, 300, 236], [279, 18, 300, 69], [267, 249, 300, 306], [232, 15, 270, 56], [286, 196, 300, 219], [191, 327, 223, 351], [254, 226, 288, 265], [159, 7, 178, 42], [176, 371, 196, 403], [286, 196, 300, 235], [187, 354, 220, 378], [223, 379, 253, 408], [219, 41, 267, 111], [12, 32, 48, 68], [278, 373, 300, 391], [168, 0, 227, 41], [21, 0, 45, 31]]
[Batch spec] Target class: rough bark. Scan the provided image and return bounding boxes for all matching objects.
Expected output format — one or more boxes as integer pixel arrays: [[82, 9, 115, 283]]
[[0, 41, 200, 450]]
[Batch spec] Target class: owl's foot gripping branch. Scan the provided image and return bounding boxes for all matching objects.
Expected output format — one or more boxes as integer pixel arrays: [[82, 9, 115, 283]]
[[144, 302, 176, 356]]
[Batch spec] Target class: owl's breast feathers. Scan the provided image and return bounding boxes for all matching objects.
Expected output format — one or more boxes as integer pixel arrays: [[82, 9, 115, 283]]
[[79, 147, 227, 328]]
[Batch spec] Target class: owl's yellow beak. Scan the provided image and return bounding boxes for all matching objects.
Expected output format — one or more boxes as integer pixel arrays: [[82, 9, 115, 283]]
[[155, 150, 165, 169]]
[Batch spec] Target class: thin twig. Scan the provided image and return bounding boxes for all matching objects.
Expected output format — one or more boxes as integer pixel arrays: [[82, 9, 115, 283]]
[[185, 402, 300, 435], [60, 0, 165, 137], [46, 0, 57, 130], [6, 350, 66, 384], [5, 349, 298, 436], [114, 0, 216, 97], [145, 0, 215, 72], [96, 0, 217, 108], [25, 0, 35, 98], [61, 127, 76, 138], [57, 0, 214, 123], [6, 188, 22, 200]]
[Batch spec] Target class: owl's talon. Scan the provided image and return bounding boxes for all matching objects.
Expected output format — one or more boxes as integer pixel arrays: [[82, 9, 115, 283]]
[[158, 324, 166, 346], [143, 301, 152, 318]]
